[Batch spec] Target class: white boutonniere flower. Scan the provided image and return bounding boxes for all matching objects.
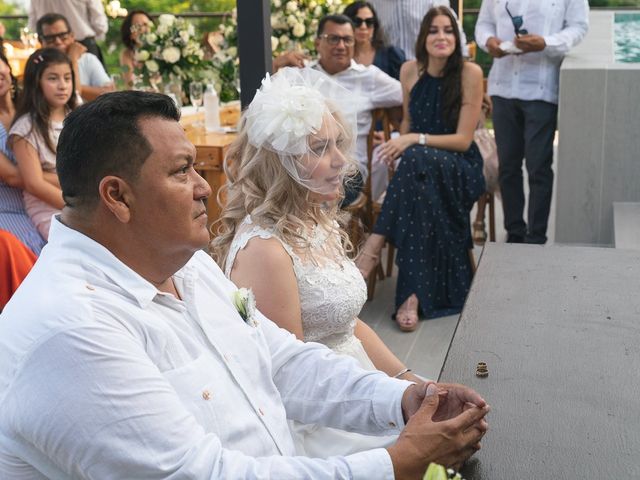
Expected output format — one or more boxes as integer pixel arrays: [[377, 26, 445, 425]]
[[232, 288, 258, 327]]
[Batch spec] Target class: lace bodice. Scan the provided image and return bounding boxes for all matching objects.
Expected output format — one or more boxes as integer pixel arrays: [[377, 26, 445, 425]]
[[225, 216, 367, 351]]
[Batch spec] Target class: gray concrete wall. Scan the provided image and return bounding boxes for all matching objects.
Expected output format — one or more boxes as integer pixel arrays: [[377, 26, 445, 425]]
[[555, 11, 640, 246]]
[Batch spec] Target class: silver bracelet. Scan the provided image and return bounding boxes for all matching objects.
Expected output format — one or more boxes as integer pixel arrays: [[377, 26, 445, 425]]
[[393, 367, 412, 379]]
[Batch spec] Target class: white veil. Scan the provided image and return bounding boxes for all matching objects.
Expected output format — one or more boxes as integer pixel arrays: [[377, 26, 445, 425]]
[[243, 67, 359, 195]]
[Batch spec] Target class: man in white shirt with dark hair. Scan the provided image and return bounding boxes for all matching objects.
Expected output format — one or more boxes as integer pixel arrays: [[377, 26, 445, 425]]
[[310, 14, 403, 203], [475, 0, 589, 244], [29, 0, 108, 65], [0, 91, 489, 479]]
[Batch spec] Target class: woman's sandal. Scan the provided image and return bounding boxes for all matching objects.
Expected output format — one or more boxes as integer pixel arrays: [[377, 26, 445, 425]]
[[395, 310, 419, 332], [395, 295, 419, 332]]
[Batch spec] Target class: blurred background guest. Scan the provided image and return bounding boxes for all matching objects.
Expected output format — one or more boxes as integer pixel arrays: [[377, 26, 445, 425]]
[[0, 49, 46, 255], [120, 10, 153, 89], [29, 0, 108, 67], [36, 13, 113, 102], [343, 1, 406, 80], [0, 230, 36, 311]]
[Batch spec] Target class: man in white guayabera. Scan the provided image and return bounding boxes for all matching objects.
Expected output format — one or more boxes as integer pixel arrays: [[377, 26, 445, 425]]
[[0, 91, 489, 479], [475, 0, 589, 244]]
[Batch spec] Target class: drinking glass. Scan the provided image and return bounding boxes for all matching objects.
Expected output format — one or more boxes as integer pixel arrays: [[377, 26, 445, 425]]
[[189, 81, 204, 127]]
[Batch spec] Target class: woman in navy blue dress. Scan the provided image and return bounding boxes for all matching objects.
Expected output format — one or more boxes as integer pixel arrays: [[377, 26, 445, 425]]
[[356, 7, 485, 331], [344, 2, 406, 80]]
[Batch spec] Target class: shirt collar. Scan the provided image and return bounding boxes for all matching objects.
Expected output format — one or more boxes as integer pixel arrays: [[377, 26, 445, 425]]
[[310, 59, 365, 76], [47, 216, 197, 309]]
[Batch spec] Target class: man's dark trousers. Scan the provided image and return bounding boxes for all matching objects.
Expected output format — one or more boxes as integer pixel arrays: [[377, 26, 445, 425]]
[[492, 96, 558, 244]]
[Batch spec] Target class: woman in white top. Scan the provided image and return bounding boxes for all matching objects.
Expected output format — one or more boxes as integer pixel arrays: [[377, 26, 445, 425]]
[[212, 68, 422, 458]]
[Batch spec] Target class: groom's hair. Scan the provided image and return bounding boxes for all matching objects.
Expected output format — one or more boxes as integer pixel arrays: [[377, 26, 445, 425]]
[[57, 91, 180, 209]]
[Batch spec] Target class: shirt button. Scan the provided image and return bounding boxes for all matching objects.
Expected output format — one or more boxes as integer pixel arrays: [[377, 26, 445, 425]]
[[258, 408, 265, 416], [388, 421, 397, 427], [202, 390, 212, 400], [85, 284, 95, 291]]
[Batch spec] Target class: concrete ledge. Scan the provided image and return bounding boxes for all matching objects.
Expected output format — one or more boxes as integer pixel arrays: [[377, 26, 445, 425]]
[[614, 202, 640, 250]]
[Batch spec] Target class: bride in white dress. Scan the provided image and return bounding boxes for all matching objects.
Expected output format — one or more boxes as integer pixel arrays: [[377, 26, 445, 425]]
[[212, 68, 423, 458]]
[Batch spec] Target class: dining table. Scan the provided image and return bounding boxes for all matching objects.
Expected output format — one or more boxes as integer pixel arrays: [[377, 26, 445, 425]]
[[180, 104, 239, 228]]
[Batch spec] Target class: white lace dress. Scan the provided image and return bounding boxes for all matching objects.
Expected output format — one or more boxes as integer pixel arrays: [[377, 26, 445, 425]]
[[225, 216, 397, 458]]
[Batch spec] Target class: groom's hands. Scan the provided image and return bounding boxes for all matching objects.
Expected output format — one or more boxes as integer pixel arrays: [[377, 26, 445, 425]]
[[391, 383, 490, 479]]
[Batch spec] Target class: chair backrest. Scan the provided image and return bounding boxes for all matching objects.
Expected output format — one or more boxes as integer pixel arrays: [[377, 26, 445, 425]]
[[364, 108, 392, 222]]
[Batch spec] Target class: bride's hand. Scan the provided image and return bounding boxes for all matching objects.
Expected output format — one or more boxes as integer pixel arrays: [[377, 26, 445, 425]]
[[378, 135, 414, 166]]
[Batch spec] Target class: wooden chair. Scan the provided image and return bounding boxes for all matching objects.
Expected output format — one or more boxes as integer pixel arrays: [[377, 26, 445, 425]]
[[343, 191, 367, 251], [362, 108, 394, 300], [473, 191, 496, 245]]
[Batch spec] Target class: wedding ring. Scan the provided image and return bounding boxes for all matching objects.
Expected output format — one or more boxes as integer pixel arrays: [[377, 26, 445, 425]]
[[476, 362, 488, 377]]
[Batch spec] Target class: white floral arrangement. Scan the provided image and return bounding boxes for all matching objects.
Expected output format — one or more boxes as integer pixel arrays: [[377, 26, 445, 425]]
[[211, 0, 347, 102], [232, 288, 258, 327], [135, 14, 213, 90], [103, 0, 127, 19]]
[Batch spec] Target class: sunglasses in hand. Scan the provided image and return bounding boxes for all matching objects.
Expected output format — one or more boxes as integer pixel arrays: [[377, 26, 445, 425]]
[[505, 2, 528, 37]]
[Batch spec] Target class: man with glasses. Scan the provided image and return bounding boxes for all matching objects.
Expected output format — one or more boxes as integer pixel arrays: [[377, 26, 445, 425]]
[[29, 0, 108, 67], [36, 13, 113, 102], [310, 14, 402, 204], [475, 0, 589, 244]]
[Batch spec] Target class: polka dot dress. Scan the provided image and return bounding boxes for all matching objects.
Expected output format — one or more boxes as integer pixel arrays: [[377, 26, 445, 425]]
[[373, 73, 485, 319]]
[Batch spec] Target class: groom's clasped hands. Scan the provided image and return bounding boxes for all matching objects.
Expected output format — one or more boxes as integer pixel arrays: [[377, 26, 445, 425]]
[[390, 382, 490, 479]]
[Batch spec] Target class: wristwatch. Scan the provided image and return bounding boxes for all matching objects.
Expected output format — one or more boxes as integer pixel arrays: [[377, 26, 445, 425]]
[[418, 133, 427, 145]]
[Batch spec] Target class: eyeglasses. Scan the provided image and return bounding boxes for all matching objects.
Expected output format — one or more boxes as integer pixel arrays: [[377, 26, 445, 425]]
[[41, 30, 72, 44], [352, 17, 376, 28], [505, 3, 528, 37], [318, 34, 355, 47]]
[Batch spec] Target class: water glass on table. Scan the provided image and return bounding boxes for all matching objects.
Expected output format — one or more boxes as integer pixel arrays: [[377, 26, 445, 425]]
[[189, 81, 204, 127]]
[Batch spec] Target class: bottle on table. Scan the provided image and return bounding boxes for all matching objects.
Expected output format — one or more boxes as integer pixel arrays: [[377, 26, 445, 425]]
[[204, 84, 220, 132]]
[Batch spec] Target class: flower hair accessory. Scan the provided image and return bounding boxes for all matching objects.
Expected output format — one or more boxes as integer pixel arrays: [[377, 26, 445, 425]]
[[244, 67, 359, 155], [246, 70, 327, 156], [232, 288, 258, 327], [240, 67, 360, 194]]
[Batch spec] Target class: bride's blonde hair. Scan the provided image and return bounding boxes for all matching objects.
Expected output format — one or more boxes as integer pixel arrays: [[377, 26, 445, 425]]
[[211, 110, 357, 270]]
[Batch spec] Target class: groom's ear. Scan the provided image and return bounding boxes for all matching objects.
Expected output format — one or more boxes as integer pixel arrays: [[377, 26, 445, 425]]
[[98, 176, 134, 223]]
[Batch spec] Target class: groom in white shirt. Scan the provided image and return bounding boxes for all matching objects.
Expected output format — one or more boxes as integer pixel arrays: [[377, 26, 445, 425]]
[[0, 91, 488, 479]]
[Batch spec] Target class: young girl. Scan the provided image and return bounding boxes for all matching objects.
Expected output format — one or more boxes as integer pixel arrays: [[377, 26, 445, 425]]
[[0, 49, 49, 255], [9, 48, 77, 239]]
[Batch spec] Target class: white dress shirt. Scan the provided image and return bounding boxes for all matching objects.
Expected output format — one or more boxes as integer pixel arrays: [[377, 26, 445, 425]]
[[369, 0, 468, 59], [29, 0, 108, 41], [475, 0, 589, 104], [0, 217, 409, 479], [310, 61, 401, 198], [78, 51, 112, 86]]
